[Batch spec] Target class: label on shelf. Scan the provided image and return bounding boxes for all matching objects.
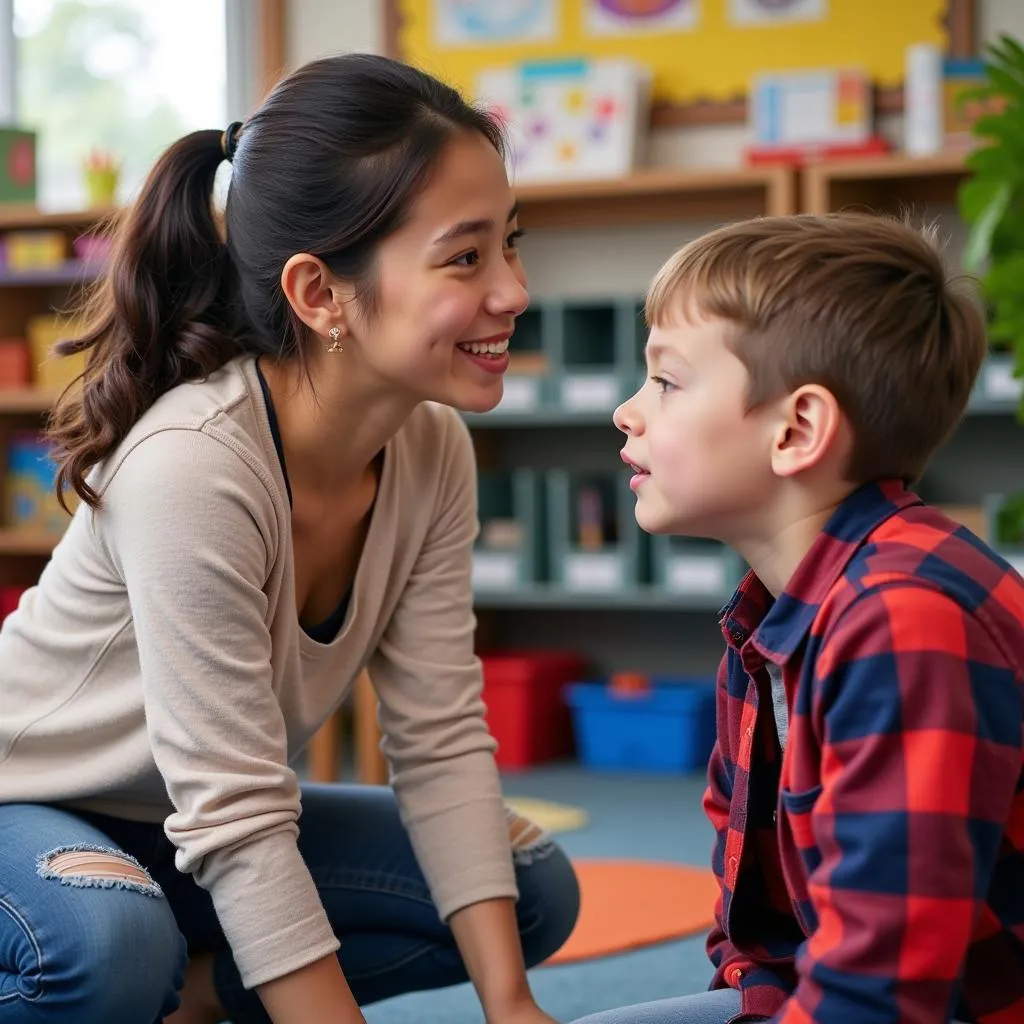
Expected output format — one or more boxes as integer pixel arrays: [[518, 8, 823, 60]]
[[563, 550, 623, 591], [497, 376, 541, 412], [472, 551, 520, 590], [561, 374, 619, 412], [983, 361, 1023, 402], [666, 554, 727, 595]]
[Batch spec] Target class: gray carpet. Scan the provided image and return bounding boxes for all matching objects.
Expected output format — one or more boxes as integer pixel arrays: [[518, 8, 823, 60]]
[[365, 766, 716, 1024]]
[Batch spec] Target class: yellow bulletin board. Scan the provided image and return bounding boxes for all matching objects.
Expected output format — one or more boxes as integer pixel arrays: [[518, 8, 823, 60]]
[[384, 0, 976, 125]]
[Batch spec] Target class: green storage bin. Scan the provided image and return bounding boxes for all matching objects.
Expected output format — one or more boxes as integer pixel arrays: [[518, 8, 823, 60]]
[[473, 470, 545, 590], [499, 306, 553, 414], [548, 470, 639, 592], [550, 299, 642, 414], [651, 535, 745, 605]]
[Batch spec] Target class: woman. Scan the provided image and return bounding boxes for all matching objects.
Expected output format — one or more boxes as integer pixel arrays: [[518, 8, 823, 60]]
[[0, 53, 578, 1024]]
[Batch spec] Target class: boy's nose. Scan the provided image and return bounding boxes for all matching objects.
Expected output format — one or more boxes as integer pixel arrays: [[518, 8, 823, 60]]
[[613, 393, 641, 435]]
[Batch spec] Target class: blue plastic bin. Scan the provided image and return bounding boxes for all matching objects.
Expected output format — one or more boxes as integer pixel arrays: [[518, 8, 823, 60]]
[[566, 680, 717, 774]]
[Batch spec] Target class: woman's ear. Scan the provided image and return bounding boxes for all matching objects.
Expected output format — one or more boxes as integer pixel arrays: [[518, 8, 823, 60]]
[[280, 254, 354, 338]]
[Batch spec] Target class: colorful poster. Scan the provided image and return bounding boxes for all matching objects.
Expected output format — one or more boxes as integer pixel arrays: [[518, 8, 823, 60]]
[[476, 58, 650, 183], [433, 0, 558, 47], [586, 0, 699, 36], [729, 0, 825, 26]]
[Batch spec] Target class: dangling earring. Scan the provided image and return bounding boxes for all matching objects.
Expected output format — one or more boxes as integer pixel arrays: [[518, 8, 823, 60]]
[[327, 326, 344, 353]]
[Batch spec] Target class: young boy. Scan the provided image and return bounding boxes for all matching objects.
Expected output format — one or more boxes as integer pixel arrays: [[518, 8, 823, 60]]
[[572, 213, 1024, 1024]]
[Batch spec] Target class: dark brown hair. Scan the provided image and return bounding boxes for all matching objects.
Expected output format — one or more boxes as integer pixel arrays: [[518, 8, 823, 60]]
[[48, 53, 504, 509], [645, 212, 987, 485]]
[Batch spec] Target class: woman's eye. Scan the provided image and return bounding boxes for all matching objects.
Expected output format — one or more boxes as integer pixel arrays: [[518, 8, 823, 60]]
[[452, 250, 480, 267], [506, 228, 526, 249]]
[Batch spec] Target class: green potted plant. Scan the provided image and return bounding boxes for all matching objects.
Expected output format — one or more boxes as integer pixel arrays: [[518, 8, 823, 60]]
[[958, 33, 1024, 421]]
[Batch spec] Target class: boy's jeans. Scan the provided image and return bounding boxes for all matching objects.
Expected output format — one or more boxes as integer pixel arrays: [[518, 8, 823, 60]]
[[0, 785, 578, 1023], [570, 989, 971, 1023], [570, 990, 742, 1024]]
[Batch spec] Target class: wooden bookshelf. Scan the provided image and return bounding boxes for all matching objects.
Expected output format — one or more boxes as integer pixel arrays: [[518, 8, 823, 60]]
[[0, 528, 64, 556], [0, 205, 118, 231], [801, 151, 970, 215], [0, 388, 61, 414], [0, 206, 108, 584], [515, 165, 796, 229]]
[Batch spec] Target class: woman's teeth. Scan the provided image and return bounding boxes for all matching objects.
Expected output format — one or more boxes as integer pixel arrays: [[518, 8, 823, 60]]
[[458, 339, 509, 355]]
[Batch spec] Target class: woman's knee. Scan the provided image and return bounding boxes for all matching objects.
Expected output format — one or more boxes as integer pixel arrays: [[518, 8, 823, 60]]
[[9, 843, 186, 1021], [507, 811, 580, 968]]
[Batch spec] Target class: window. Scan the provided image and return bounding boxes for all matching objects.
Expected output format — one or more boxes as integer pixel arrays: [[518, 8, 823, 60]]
[[2, 0, 256, 210]]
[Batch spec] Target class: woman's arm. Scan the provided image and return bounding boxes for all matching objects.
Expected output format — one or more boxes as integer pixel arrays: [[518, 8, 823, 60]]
[[101, 431, 344, 1014], [258, 955, 364, 1024], [367, 410, 550, 1021], [450, 899, 557, 1024]]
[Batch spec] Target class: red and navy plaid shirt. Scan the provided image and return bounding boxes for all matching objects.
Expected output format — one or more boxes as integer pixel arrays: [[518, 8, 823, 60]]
[[704, 480, 1024, 1023]]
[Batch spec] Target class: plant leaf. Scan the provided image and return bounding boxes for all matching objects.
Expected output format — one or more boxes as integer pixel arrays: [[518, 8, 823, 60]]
[[964, 180, 1013, 270], [982, 66, 1024, 107]]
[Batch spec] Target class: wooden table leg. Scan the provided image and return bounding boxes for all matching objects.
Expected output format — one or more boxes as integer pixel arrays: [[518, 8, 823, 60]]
[[354, 668, 387, 785], [306, 713, 342, 783]]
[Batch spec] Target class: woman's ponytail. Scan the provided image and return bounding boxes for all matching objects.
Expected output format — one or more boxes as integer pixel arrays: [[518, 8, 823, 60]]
[[48, 128, 242, 510]]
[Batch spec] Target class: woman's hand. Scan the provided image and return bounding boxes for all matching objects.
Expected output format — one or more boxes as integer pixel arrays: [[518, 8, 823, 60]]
[[486, 997, 560, 1024]]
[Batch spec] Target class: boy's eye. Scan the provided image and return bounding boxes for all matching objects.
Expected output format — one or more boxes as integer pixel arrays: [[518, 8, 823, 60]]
[[650, 375, 676, 394]]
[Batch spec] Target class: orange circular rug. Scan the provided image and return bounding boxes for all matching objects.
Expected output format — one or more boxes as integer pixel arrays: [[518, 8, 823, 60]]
[[543, 859, 719, 966]]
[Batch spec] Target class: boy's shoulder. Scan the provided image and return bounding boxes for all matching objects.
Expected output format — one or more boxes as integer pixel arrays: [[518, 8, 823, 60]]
[[822, 499, 1024, 643]]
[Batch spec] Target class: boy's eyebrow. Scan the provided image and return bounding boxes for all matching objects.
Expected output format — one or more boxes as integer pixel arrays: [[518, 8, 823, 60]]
[[645, 339, 691, 366], [432, 201, 520, 247]]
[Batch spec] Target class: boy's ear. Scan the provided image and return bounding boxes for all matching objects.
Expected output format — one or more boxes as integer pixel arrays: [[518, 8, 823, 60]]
[[769, 384, 846, 478]]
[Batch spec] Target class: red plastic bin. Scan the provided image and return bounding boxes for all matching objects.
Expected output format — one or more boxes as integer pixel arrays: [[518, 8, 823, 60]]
[[0, 586, 26, 622], [481, 650, 587, 771]]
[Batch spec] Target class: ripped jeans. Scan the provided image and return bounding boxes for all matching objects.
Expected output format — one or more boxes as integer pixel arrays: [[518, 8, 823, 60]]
[[0, 786, 580, 1024]]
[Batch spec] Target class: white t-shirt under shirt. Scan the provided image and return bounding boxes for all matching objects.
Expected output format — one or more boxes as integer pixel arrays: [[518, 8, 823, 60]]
[[0, 355, 515, 988]]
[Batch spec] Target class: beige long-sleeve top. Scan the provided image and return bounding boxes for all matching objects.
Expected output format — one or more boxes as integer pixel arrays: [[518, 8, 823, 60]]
[[0, 356, 515, 988]]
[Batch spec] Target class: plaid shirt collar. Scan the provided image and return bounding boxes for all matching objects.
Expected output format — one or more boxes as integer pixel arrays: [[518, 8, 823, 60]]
[[719, 479, 922, 664]]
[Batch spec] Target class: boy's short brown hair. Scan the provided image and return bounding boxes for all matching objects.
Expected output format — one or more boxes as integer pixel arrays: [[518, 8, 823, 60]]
[[645, 212, 988, 485]]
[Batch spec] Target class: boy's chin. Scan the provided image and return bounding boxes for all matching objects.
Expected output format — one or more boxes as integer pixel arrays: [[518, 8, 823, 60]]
[[633, 501, 677, 536], [635, 499, 711, 539]]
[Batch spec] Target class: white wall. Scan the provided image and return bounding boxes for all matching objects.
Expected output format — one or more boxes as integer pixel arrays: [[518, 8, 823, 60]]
[[981, 0, 1024, 45], [286, 0, 383, 58]]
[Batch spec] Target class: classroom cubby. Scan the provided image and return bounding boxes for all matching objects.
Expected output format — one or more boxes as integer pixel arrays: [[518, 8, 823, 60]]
[[970, 353, 1024, 413], [649, 535, 745, 604], [498, 306, 549, 413], [986, 493, 1024, 577], [546, 469, 640, 592], [551, 299, 633, 414], [473, 469, 546, 591]]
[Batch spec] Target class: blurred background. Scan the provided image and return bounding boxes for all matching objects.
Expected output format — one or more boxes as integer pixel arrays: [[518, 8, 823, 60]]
[[1, 3, 1023, 1021]]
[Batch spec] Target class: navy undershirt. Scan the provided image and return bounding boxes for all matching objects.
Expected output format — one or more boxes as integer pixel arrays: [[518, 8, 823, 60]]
[[255, 361, 350, 645]]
